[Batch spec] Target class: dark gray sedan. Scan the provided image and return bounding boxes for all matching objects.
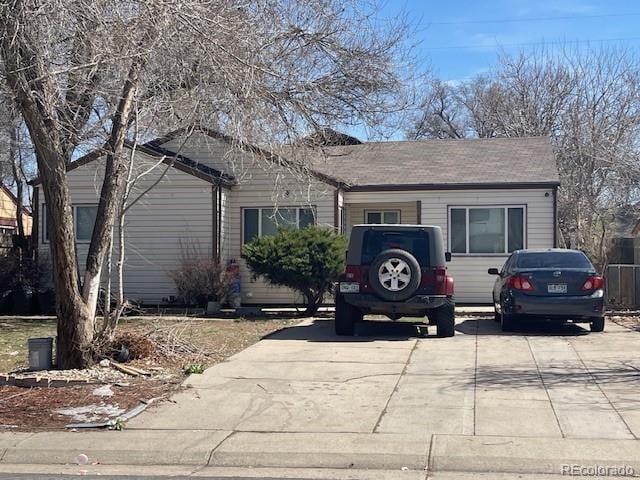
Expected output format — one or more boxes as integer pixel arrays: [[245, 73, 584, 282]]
[[488, 249, 605, 332]]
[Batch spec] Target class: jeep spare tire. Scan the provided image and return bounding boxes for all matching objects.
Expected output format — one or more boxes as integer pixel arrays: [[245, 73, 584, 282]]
[[370, 249, 421, 301]]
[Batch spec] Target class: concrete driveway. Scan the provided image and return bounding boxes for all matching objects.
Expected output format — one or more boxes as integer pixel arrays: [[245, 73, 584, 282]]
[[122, 314, 640, 474]]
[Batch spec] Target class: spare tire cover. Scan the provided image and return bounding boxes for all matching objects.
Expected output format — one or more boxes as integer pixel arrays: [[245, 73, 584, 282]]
[[369, 248, 421, 301]]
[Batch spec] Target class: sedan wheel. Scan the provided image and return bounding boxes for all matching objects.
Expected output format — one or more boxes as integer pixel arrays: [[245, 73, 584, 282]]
[[500, 307, 515, 332], [590, 317, 605, 332]]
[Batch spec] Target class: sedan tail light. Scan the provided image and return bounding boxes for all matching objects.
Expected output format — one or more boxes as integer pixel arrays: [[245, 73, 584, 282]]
[[507, 276, 534, 291], [581, 275, 604, 291]]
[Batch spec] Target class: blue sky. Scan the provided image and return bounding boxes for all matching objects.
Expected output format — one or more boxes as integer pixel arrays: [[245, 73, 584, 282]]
[[381, 0, 640, 81]]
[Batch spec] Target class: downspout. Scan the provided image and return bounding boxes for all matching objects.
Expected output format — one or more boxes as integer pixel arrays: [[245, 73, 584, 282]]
[[32, 186, 39, 261], [552, 186, 558, 248], [333, 188, 340, 232], [217, 183, 222, 262], [212, 184, 218, 259]]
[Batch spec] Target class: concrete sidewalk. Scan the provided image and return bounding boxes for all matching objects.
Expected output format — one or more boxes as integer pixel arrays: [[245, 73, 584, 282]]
[[2, 430, 640, 476], [1, 316, 639, 477]]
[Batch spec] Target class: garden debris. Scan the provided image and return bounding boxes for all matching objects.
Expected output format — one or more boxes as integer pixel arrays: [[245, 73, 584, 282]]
[[111, 332, 155, 360], [99, 359, 110, 367], [2, 365, 132, 387], [55, 404, 125, 423], [110, 362, 151, 377], [610, 315, 640, 332], [92, 385, 114, 397], [145, 321, 208, 358], [65, 397, 158, 430]]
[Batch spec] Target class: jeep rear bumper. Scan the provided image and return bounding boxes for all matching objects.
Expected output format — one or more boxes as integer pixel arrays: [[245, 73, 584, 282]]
[[342, 293, 449, 315]]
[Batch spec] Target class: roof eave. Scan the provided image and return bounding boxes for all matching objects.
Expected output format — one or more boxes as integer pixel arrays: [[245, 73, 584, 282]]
[[344, 181, 561, 192]]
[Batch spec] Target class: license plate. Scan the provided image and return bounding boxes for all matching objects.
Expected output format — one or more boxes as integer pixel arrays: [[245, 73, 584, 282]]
[[339, 282, 360, 293], [548, 283, 567, 293]]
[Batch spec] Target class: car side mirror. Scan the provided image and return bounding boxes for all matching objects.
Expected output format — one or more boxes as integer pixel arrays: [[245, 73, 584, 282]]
[[445, 252, 452, 262], [487, 267, 500, 275]]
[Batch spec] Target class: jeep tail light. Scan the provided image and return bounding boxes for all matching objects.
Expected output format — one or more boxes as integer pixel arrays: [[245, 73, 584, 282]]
[[345, 265, 364, 283], [581, 275, 604, 291], [507, 276, 534, 291], [433, 267, 447, 294]]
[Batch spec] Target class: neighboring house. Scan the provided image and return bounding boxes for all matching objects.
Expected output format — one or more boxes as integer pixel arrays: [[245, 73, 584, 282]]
[[33, 131, 559, 305], [0, 183, 32, 251]]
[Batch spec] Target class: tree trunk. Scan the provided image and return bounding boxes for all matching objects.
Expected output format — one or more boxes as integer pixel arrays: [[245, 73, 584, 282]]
[[82, 62, 141, 319], [1, 7, 94, 368], [39, 148, 94, 369], [304, 290, 322, 316]]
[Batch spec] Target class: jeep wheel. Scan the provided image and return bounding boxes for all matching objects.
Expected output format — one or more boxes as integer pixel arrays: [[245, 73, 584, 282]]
[[433, 300, 455, 337], [335, 294, 357, 336], [370, 249, 421, 302]]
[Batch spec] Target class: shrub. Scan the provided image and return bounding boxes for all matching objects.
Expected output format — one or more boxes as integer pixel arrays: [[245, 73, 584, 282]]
[[0, 250, 47, 291], [0, 251, 51, 314], [169, 244, 231, 306], [242, 226, 346, 315]]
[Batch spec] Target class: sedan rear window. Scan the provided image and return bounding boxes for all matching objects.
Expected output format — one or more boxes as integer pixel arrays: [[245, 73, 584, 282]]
[[516, 251, 593, 269], [362, 230, 430, 267]]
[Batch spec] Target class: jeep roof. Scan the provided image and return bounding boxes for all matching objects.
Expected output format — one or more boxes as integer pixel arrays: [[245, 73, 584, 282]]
[[347, 224, 446, 267]]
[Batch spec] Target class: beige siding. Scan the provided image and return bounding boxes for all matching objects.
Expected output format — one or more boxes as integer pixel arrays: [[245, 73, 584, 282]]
[[344, 188, 555, 303], [39, 152, 214, 303], [226, 159, 337, 304], [345, 201, 418, 237], [162, 133, 341, 304]]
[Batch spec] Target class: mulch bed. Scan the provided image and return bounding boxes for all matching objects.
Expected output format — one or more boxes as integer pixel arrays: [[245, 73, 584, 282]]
[[0, 380, 175, 431]]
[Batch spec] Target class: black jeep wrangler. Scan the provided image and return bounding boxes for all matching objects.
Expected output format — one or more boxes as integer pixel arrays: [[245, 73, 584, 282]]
[[335, 225, 455, 337]]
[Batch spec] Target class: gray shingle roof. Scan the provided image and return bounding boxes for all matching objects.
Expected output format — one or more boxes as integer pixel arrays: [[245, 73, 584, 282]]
[[307, 136, 559, 188]]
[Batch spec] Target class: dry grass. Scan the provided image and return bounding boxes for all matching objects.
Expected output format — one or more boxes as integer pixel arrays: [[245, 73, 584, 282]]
[[0, 316, 298, 373], [0, 317, 56, 373]]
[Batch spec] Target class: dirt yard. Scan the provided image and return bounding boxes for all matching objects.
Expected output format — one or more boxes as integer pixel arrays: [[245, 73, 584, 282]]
[[0, 316, 299, 431], [610, 313, 640, 332]]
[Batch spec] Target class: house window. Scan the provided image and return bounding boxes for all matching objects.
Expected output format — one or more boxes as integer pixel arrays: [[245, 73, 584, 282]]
[[43, 204, 98, 243], [449, 206, 525, 254], [366, 210, 400, 224], [243, 207, 315, 244]]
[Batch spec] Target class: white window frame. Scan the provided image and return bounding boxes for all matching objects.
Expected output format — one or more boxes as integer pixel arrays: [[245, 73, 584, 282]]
[[447, 205, 527, 256], [242, 206, 316, 244], [42, 203, 98, 244], [365, 209, 401, 224]]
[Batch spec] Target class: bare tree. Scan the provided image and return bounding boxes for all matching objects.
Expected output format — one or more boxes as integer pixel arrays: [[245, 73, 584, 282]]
[[408, 78, 465, 139], [0, 100, 32, 245], [409, 46, 640, 268], [0, 0, 412, 368]]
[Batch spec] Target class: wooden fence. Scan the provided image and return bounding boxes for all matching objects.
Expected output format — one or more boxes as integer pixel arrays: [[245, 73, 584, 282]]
[[605, 264, 640, 309]]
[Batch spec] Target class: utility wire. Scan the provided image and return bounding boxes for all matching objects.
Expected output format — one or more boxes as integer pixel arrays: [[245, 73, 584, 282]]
[[419, 36, 640, 51], [428, 12, 640, 25]]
